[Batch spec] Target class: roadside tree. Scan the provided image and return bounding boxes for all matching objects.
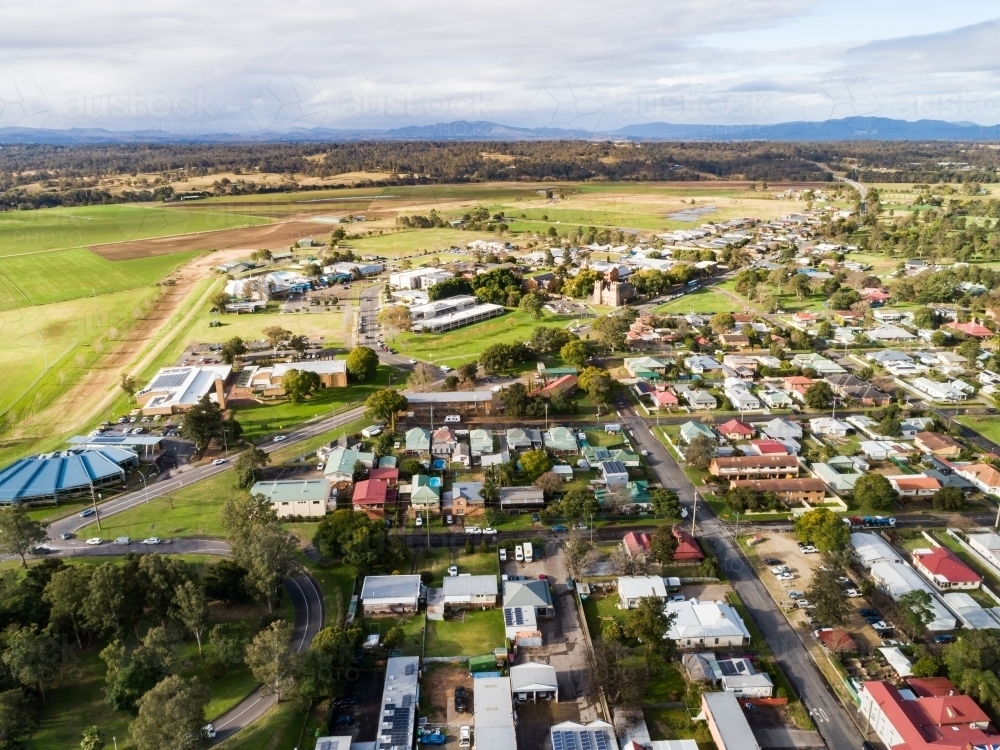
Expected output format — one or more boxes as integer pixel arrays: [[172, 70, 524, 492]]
[[282, 368, 321, 401], [794, 508, 849, 552], [0, 506, 47, 568], [804, 381, 834, 409], [346, 346, 379, 381], [245, 620, 298, 700], [853, 473, 897, 511], [220, 337, 247, 365], [365, 388, 407, 431], [129, 675, 209, 750], [649, 525, 678, 564], [684, 435, 716, 471], [233, 447, 270, 490], [898, 590, 935, 638]]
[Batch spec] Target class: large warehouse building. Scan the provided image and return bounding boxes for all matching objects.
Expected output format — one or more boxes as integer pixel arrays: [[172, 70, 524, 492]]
[[136, 365, 232, 415], [0, 447, 138, 504]]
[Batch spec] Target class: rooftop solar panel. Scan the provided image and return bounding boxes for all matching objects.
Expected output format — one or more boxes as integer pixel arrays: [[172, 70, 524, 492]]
[[553, 731, 564, 750], [581, 732, 592, 750], [150, 371, 188, 389], [595, 731, 609, 750]]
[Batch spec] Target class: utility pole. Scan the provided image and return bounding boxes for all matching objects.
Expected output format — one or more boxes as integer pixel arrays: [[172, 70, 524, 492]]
[[90, 484, 102, 530], [92, 289, 101, 327], [690, 492, 697, 537], [544, 403, 549, 431], [734, 512, 740, 541]]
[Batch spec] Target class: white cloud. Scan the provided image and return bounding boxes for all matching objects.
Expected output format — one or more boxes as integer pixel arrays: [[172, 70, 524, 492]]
[[0, 0, 998, 131]]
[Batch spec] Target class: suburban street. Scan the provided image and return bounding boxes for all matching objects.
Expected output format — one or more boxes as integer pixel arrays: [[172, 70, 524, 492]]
[[615, 402, 864, 750]]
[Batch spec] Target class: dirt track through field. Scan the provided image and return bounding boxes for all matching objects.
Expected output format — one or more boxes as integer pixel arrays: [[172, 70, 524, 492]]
[[6, 249, 247, 443], [88, 220, 324, 260]]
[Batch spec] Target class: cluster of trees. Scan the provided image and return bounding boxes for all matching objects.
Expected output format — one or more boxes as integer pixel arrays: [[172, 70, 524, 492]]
[[725, 486, 783, 514], [469, 267, 523, 307], [395, 210, 447, 229], [312, 510, 407, 569], [182, 394, 242, 453], [500, 382, 574, 418]]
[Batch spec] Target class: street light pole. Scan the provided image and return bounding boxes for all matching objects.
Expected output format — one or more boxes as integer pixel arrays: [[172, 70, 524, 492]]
[[690, 492, 697, 537]]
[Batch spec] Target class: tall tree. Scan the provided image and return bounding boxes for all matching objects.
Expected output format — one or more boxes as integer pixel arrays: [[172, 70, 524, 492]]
[[649, 526, 678, 564], [804, 381, 834, 409], [794, 508, 849, 552], [560, 339, 589, 368], [262, 326, 292, 355], [684, 435, 716, 471], [898, 590, 935, 637], [364, 388, 408, 431], [853, 473, 897, 511], [282, 368, 321, 401], [806, 566, 851, 626], [625, 596, 676, 666], [2, 625, 50, 701], [129, 675, 209, 750], [181, 394, 225, 451], [138, 554, 192, 626], [245, 620, 298, 701], [233, 447, 271, 490], [219, 337, 247, 365], [43, 565, 92, 648], [0, 506, 47, 568], [345, 346, 379, 381], [577, 367, 617, 404], [120, 373, 140, 401], [173, 581, 209, 655]]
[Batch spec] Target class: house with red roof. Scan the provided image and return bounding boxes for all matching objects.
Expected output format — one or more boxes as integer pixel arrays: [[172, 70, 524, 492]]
[[351, 477, 398, 518], [536, 374, 578, 399], [912, 546, 982, 591], [672, 528, 704, 562], [717, 419, 755, 441], [792, 312, 818, 325], [947, 320, 993, 338], [622, 531, 651, 558], [651, 389, 679, 410], [860, 678, 996, 750], [748, 439, 791, 456], [888, 474, 941, 499], [862, 288, 891, 305]]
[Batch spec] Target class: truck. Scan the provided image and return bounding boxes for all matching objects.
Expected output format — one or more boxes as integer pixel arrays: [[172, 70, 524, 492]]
[[523, 542, 533, 563], [844, 515, 896, 530]]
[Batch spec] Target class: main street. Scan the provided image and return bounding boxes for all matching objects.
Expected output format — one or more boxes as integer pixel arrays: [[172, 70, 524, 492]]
[[615, 402, 863, 750]]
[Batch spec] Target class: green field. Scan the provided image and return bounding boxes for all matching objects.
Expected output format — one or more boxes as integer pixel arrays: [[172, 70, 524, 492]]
[[654, 287, 740, 315], [958, 417, 1000, 446], [344, 228, 498, 258], [187, 306, 349, 347], [0, 204, 271, 256], [393, 309, 574, 365], [424, 609, 505, 658]]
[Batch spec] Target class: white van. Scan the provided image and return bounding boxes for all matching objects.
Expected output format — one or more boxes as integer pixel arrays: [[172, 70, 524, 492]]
[[361, 425, 383, 438], [444, 414, 461, 424], [523, 542, 533, 563], [515, 545, 524, 562]]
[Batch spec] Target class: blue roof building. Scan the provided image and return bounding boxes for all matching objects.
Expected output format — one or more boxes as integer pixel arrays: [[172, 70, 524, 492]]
[[0, 448, 137, 504]]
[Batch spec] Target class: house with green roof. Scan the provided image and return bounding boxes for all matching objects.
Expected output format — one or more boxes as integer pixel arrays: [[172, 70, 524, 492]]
[[324, 448, 375, 483], [470, 429, 494, 455], [595, 480, 650, 509], [544, 426, 579, 454], [609, 448, 641, 467], [409, 474, 441, 513], [679, 421, 716, 444], [405, 427, 431, 454], [624, 357, 668, 379], [537, 363, 579, 380]]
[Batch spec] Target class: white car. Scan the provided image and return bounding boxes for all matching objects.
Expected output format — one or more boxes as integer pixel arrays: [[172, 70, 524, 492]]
[[499, 548, 507, 561], [801, 545, 818, 554], [408, 359, 417, 364], [86, 537, 103, 545], [203, 724, 216, 739], [776, 572, 795, 581], [446, 515, 454, 525], [440, 365, 452, 373], [448, 565, 458, 577], [770, 565, 790, 575], [796, 599, 811, 608], [465, 526, 482, 535], [142, 537, 161, 545], [213, 458, 226, 465], [460, 726, 471, 749], [845, 588, 861, 598], [114, 536, 131, 546], [483, 528, 497, 535], [272, 435, 287, 442], [640, 449, 649, 456], [415, 516, 423, 527]]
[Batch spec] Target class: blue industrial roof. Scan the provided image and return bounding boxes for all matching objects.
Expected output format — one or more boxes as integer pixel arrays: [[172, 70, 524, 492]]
[[0, 448, 135, 502]]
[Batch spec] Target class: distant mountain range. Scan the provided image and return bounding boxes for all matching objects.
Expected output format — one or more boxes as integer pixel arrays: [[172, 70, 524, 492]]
[[1, 117, 998, 144]]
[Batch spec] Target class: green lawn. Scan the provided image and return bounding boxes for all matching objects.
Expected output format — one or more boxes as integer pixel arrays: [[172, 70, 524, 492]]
[[0, 204, 271, 256], [643, 664, 688, 703], [0, 248, 200, 310], [232, 366, 406, 441], [392, 309, 574, 365], [341, 228, 499, 258], [644, 707, 715, 748], [958, 416, 1000, 446], [215, 700, 305, 750], [424, 609, 505, 658], [415, 548, 499, 587], [653, 288, 739, 315]]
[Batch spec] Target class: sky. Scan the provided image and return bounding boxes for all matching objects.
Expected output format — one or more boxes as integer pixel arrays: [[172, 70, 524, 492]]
[[1, 0, 999, 133]]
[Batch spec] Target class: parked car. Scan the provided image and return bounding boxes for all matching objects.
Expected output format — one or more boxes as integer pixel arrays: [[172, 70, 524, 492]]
[[465, 526, 481, 535], [770, 566, 790, 575], [483, 528, 497, 535], [499, 548, 507, 562], [446, 515, 454, 525], [114, 536, 131, 546], [419, 729, 446, 745], [669, 595, 685, 603], [551, 525, 568, 532], [788, 590, 804, 600], [415, 516, 423, 527], [459, 726, 471, 749], [859, 608, 879, 618], [531, 513, 540, 522], [865, 616, 883, 625], [447, 566, 458, 577], [454, 686, 468, 713], [333, 715, 353, 727], [775, 573, 794, 581], [796, 600, 811, 608], [801, 545, 818, 554], [934, 634, 955, 644], [86, 537, 103, 545], [845, 589, 861, 598], [763, 558, 782, 566]]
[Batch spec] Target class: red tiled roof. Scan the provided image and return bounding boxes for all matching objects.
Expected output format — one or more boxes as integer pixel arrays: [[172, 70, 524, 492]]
[[369, 468, 399, 483], [711, 455, 799, 469], [862, 288, 891, 301], [623, 531, 650, 557], [863, 680, 994, 750], [352, 479, 397, 506], [947, 321, 993, 338], [891, 475, 942, 492], [913, 546, 982, 585], [783, 376, 814, 386], [718, 418, 754, 436], [672, 527, 704, 561], [537, 374, 578, 397], [653, 390, 679, 405], [958, 463, 1000, 490]]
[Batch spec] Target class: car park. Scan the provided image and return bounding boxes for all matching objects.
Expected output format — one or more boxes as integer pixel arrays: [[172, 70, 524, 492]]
[[86, 538, 103, 545]]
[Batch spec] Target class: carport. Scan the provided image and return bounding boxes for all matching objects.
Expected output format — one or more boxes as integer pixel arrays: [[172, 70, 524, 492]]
[[510, 662, 559, 703]]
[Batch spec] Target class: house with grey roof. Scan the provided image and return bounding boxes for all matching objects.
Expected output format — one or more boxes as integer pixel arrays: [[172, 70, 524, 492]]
[[505, 428, 532, 450], [404, 427, 430, 454], [442, 575, 498, 608], [544, 426, 579, 454], [760, 418, 803, 440], [499, 486, 545, 509], [503, 579, 553, 616], [600, 460, 630, 487], [360, 575, 422, 613], [675, 385, 717, 410], [470, 429, 494, 455]]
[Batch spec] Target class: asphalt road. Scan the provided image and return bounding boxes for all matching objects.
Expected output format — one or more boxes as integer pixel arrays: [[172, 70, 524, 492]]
[[614, 402, 863, 750]]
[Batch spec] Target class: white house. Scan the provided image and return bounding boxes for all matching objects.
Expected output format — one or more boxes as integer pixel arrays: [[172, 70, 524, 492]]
[[910, 377, 967, 403], [664, 598, 751, 648], [809, 418, 852, 438], [851, 532, 902, 568], [617, 576, 668, 609], [442, 575, 498, 608], [360, 575, 422, 614], [723, 378, 761, 411]]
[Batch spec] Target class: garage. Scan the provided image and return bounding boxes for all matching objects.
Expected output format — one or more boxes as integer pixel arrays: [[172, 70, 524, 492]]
[[510, 662, 559, 703]]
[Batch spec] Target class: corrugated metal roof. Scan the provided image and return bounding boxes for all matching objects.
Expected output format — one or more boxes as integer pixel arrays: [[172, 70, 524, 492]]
[[703, 692, 760, 750], [361, 575, 421, 601], [443, 575, 498, 597], [0, 448, 133, 502]]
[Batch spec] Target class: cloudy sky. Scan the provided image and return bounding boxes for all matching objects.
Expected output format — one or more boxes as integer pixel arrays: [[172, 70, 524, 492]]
[[1, 0, 999, 133]]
